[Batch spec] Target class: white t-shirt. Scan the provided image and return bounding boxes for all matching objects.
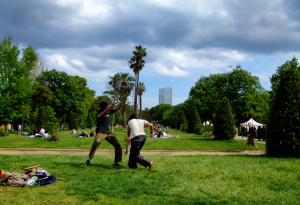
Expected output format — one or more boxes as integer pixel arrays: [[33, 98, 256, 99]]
[[128, 119, 148, 140], [40, 128, 45, 134]]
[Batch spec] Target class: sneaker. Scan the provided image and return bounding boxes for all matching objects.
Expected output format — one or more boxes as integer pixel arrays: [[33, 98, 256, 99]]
[[149, 162, 153, 170], [243, 151, 248, 154], [113, 162, 120, 166], [256, 150, 260, 154], [85, 159, 90, 167]]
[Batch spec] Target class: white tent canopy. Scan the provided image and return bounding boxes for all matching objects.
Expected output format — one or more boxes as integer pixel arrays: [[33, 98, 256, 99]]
[[240, 118, 264, 127]]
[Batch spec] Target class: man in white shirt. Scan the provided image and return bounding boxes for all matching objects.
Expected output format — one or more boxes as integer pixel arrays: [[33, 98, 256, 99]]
[[7, 122, 11, 135], [126, 114, 154, 170]]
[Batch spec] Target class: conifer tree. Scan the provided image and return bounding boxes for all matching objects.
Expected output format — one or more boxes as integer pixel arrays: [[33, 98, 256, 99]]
[[178, 111, 188, 131], [213, 97, 236, 140], [187, 106, 201, 133], [86, 113, 94, 128], [266, 57, 300, 157], [36, 107, 47, 129]]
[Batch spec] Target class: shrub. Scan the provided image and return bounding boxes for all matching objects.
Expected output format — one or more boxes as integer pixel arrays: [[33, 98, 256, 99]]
[[204, 131, 213, 138], [49, 135, 61, 141], [213, 97, 236, 140], [0, 130, 6, 137], [266, 57, 300, 157]]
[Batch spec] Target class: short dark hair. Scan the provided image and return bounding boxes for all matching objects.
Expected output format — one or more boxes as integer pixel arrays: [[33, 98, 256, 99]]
[[129, 114, 138, 120], [100, 102, 108, 109]]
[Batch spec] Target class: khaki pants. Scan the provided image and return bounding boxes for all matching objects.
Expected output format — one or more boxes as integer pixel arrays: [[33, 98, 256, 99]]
[[88, 132, 122, 163]]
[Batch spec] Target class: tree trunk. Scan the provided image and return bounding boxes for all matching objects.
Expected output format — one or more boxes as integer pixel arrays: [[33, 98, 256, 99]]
[[111, 113, 115, 133], [122, 101, 127, 127], [134, 73, 139, 114], [139, 94, 142, 118]]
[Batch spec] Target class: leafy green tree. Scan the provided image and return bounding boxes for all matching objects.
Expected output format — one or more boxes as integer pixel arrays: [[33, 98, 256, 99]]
[[0, 36, 37, 123], [36, 70, 88, 123], [189, 65, 269, 131], [213, 97, 236, 140], [149, 104, 172, 122], [266, 57, 300, 157], [128, 45, 147, 113]]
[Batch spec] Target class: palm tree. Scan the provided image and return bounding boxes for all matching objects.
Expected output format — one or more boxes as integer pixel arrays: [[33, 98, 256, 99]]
[[128, 45, 147, 113], [116, 72, 135, 127], [104, 74, 121, 132], [137, 82, 146, 118]]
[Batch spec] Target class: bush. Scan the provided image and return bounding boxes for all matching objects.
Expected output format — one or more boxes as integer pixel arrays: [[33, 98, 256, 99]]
[[204, 131, 213, 138], [49, 135, 61, 141], [194, 123, 204, 135], [213, 97, 236, 140], [266, 57, 300, 157], [0, 130, 6, 137]]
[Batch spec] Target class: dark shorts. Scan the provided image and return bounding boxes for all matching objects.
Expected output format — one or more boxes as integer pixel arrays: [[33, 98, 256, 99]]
[[246, 137, 256, 146]]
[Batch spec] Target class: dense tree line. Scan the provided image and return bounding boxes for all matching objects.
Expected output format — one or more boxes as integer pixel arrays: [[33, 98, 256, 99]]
[[0, 36, 137, 133]]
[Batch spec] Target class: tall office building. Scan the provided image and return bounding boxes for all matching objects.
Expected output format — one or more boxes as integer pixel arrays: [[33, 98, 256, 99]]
[[159, 87, 172, 105]]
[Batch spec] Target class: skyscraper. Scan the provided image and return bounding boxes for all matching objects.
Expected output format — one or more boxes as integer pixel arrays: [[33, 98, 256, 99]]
[[159, 87, 172, 105]]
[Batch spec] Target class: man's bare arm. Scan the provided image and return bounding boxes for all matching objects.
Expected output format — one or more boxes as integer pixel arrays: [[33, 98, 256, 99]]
[[146, 122, 154, 136], [97, 104, 112, 119], [113, 100, 123, 114], [126, 127, 131, 141]]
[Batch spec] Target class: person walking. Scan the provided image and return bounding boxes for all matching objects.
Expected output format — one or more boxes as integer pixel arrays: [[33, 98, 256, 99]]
[[244, 122, 260, 154], [17, 124, 21, 135], [85, 101, 123, 167], [241, 126, 245, 139], [125, 114, 154, 170], [7, 122, 11, 135]]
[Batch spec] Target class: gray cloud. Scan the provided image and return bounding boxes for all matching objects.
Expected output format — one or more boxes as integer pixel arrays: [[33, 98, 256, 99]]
[[1, 0, 299, 55]]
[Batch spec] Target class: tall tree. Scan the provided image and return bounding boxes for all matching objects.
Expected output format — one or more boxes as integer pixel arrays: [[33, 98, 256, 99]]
[[266, 57, 300, 157], [115, 72, 135, 127], [0, 36, 37, 124], [213, 97, 236, 140], [137, 82, 146, 118], [36, 70, 89, 123], [189, 65, 269, 131], [105, 73, 122, 132], [128, 45, 147, 113]]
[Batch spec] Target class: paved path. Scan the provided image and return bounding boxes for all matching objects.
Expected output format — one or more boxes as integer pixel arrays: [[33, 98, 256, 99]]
[[0, 148, 265, 156]]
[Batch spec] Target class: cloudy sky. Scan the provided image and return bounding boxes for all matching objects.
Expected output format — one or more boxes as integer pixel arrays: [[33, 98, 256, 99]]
[[1, 0, 300, 109]]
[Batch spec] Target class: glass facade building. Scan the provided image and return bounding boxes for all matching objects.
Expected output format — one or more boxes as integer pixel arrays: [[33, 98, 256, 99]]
[[159, 87, 172, 105]]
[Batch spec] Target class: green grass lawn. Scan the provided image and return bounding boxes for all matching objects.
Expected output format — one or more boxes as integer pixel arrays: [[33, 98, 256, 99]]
[[0, 128, 265, 151], [0, 154, 299, 204]]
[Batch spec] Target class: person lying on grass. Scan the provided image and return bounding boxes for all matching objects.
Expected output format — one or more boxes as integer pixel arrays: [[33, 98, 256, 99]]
[[125, 114, 154, 170], [85, 100, 123, 167], [152, 129, 179, 138]]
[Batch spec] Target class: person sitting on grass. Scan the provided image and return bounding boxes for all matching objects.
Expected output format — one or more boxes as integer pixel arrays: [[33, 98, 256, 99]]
[[243, 122, 260, 154], [89, 131, 94, 137]]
